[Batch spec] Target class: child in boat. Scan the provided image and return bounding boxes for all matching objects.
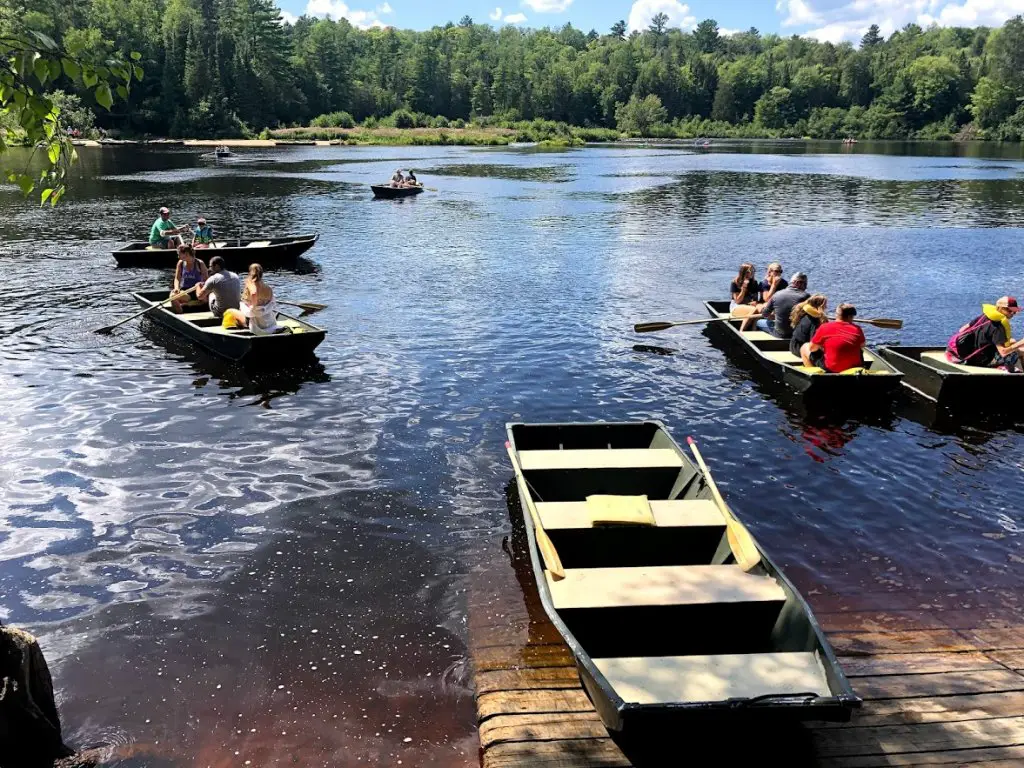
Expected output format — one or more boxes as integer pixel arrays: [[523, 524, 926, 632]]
[[193, 217, 214, 248], [170, 244, 209, 314], [789, 294, 827, 359]]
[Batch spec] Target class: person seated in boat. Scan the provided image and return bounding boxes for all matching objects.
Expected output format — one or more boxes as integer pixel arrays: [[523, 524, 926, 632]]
[[195, 255, 240, 319], [802, 303, 865, 372], [149, 206, 186, 249], [405, 170, 419, 187], [757, 271, 809, 338], [170, 244, 209, 314], [729, 263, 760, 321], [223, 263, 288, 334], [742, 262, 787, 331], [789, 294, 827, 358], [945, 296, 1024, 372], [193, 217, 214, 248], [390, 169, 405, 187]]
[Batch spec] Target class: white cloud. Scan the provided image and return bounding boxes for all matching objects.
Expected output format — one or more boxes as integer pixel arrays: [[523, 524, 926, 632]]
[[521, 0, 573, 11], [279, 9, 299, 24], [304, 0, 393, 28], [504, 12, 528, 23], [780, 0, 1022, 43], [719, 27, 742, 36], [627, 0, 697, 33], [489, 6, 503, 21]]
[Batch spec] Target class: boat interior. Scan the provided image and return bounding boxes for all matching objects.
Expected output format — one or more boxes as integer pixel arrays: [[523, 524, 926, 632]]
[[706, 300, 894, 376], [509, 421, 849, 711], [885, 346, 1010, 376], [138, 292, 313, 337]]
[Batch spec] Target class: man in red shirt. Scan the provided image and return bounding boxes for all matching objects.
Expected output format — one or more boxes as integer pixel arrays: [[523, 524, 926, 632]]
[[802, 303, 865, 372]]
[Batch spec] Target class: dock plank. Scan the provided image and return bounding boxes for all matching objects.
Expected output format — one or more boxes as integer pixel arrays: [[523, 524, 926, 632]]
[[829, 630, 974, 656], [483, 739, 633, 768], [473, 643, 577, 672], [478, 690, 595, 721], [480, 713, 608, 749], [812, 691, 1024, 728], [475, 666, 582, 695], [853, 670, 1024, 700], [819, 744, 1024, 766], [840, 652, 1001, 677], [811, 716, 1024, 757]]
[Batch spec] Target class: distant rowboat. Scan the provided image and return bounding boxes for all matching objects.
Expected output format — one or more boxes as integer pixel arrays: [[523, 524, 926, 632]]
[[371, 184, 424, 199]]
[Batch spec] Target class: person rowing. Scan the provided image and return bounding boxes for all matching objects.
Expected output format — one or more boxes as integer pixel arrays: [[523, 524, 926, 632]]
[[801, 303, 865, 373], [149, 206, 188, 249], [757, 271, 809, 337], [945, 296, 1024, 372], [390, 169, 405, 187], [195, 255, 240, 320], [170, 244, 208, 313]]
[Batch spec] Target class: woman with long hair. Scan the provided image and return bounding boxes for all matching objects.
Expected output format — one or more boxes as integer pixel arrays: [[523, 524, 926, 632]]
[[789, 294, 827, 358], [170, 244, 208, 313], [729, 262, 759, 319], [223, 263, 284, 334]]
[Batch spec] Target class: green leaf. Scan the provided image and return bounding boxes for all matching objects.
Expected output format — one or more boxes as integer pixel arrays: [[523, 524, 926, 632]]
[[130, 51, 142, 61], [40, 188, 53, 205], [29, 31, 58, 51], [83, 69, 98, 88], [50, 187, 65, 206], [47, 59, 62, 81], [116, 85, 128, 99], [62, 59, 81, 81], [17, 174, 34, 196], [47, 142, 60, 164], [33, 57, 50, 85], [95, 82, 113, 110], [133, 65, 144, 81]]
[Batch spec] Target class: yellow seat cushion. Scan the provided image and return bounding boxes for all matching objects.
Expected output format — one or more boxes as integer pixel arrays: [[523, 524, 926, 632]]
[[584, 495, 657, 527]]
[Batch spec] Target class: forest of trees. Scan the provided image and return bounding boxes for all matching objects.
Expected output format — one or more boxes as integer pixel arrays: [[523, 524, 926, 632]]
[[4, 0, 1024, 142]]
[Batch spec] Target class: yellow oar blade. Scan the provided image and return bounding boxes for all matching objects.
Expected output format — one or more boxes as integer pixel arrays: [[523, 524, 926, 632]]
[[505, 441, 565, 580], [686, 437, 762, 573]]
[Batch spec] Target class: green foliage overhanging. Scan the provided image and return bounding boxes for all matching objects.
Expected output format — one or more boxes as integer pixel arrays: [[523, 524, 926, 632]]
[[5, 2, 1024, 143]]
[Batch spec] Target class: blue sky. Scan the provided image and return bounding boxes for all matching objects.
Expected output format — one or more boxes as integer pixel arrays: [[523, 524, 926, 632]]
[[280, 0, 1021, 44]]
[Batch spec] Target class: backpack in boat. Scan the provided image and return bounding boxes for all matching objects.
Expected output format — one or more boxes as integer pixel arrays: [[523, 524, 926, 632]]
[[946, 314, 994, 364]]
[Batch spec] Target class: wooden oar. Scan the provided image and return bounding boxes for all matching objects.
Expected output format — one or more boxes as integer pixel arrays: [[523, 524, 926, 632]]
[[686, 437, 762, 573], [635, 315, 763, 334], [635, 315, 903, 333], [505, 441, 565, 580], [94, 286, 198, 335], [277, 300, 327, 315]]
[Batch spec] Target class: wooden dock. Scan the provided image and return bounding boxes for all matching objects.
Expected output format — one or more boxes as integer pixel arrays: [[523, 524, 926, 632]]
[[469, 521, 1024, 767]]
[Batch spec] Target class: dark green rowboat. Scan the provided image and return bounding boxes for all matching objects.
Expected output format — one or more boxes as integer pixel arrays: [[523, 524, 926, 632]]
[[113, 235, 318, 269], [704, 300, 903, 400], [877, 345, 1024, 408], [506, 421, 860, 734], [133, 291, 325, 363]]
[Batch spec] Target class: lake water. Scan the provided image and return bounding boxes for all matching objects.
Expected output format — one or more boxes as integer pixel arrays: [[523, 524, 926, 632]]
[[1, 141, 1023, 766]]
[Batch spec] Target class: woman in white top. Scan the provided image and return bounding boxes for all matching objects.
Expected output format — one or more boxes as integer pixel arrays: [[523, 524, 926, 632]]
[[222, 263, 285, 334]]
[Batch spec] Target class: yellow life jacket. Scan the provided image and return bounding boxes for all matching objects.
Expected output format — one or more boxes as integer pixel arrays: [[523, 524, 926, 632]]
[[982, 304, 1013, 345]]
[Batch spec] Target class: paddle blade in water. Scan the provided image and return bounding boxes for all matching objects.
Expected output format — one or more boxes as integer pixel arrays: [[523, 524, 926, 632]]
[[634, 321, 677, 334]]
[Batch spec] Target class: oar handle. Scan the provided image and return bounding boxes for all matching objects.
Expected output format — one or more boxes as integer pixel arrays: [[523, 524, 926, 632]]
[[95, 285, 198, 334]]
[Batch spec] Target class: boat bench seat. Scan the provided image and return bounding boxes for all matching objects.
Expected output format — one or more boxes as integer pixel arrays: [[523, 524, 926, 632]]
[[536, 499, 723, 530], [180, 311, 217, 322], [517, 448, 683, 472], [546, 565, 785, 609], [741, 331, 777, 342], [921, 350, 1008, 374], [762, 350, 803, 365], [594, 652, 830, 705]]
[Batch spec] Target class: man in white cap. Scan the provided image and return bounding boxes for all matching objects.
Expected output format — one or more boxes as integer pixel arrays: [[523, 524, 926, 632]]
[[149, 206, 186, 249]]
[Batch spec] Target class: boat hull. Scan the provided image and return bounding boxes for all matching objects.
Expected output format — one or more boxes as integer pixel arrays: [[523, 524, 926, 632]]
[[371, 184, 424, 199], [704, 300, 903, 402], [133, 291, 325, 363], [506, 421, 859, 734], [878, 345, 1024, 410], [113, 235, 318, 270]]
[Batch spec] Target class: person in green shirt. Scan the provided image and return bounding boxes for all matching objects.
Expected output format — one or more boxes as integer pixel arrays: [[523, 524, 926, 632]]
[[149, 207, 186, 248]]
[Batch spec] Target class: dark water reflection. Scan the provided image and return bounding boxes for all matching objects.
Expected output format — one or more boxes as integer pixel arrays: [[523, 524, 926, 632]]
[[1, 143, 1023, 764]]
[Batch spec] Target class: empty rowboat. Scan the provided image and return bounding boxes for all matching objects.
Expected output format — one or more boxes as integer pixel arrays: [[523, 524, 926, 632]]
[[877, 345, 1024, 409], [133, 291, 325, 363], [371, 184, 424, 199], [113, 235, 318, 270], [704, 300, 903, 401], [506, 421, 860, 733]]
